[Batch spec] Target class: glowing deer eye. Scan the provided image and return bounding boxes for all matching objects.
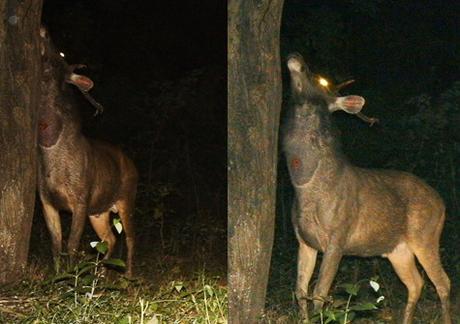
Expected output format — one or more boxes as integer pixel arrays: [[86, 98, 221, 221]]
[[318, 77, 329, 87], [59, 52, 65, 58]]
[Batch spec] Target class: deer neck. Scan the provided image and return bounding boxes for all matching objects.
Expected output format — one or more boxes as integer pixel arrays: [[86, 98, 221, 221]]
[[283, 102, 347, 188]]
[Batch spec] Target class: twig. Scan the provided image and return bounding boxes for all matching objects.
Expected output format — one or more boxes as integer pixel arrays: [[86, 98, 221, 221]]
[[356, 112, 379, 127], [79, 89, 104, 116]]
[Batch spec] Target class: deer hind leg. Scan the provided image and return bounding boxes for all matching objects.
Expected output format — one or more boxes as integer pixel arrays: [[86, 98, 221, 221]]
[[387, 242, 424, 324], [115, 193, 136, 277], [410, 209, 451, 324], [295, 239, 318, 320], [412, 245, 451, 323], [89, 211, 116, 260]]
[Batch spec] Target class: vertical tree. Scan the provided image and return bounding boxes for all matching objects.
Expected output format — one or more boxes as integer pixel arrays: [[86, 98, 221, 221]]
[[0, 0, 43, 283], [228, 1, 284, 323]]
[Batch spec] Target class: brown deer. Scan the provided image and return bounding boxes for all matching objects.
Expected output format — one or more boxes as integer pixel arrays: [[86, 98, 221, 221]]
[[282, 52, 451, 324], [37, 27, 138, 277]]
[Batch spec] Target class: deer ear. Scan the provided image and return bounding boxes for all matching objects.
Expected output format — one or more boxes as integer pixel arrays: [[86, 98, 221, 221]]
[[329, 95, 365, 114], [66, 73, 94, 92]]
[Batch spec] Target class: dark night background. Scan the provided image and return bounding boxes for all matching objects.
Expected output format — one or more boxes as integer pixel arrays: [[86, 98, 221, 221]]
[[269, 0, 460, 321], [31, 0, 226, 281]]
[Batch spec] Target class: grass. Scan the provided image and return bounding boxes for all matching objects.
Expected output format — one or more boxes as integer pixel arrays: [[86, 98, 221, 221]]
[[3, 196, 227, 324], [0, 259, 227, 323]]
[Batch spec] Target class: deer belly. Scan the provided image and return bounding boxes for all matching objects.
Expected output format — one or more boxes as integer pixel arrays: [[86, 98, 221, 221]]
[[88, 188, 119, 215], [87, 175, 122, 215], [295, 209, 406, 256], [344, 219, 405, 256]]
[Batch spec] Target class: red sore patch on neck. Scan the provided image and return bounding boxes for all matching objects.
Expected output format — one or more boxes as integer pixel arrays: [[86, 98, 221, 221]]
[[291, 158, 301, 169], [39, 121, 49, 131]]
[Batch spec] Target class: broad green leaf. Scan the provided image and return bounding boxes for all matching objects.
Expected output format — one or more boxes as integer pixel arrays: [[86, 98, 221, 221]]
[[76, 261, 96, 271], [48, 273, 74, 284], [342, 283, 359, 296], [102, 258, 126, 268], [324, 309, 336, 323], [77, 264, 96, 276], [81, 274, 97, 285], [350, 302, 377, 311], [96, 241, 108, 254]]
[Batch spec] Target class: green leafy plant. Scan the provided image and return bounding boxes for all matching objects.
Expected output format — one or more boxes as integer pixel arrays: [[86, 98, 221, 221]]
[[46, 241, 126, 304], [310, 278, 384, 324]]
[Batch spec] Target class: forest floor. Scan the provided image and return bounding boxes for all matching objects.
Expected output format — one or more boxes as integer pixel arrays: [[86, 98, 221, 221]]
[[0, 199, 227, 323], [0, 261, 226, 323]]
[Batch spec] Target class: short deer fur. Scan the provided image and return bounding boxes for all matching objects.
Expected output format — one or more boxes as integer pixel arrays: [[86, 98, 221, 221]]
[[282, 52, 451, 324]]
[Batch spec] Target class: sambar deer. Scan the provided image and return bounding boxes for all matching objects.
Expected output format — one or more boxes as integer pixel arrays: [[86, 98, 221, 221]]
[[37, 27, 138, 277], [282, 52, 451, 324]]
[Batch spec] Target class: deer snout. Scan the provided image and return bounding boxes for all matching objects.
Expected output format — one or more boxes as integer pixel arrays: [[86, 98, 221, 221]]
[[287, 52, 310, 75]]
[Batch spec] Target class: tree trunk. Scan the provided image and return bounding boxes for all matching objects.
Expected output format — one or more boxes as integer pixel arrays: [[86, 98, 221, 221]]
[[0, 0, 43, 284], [228, 1, 284, 323]]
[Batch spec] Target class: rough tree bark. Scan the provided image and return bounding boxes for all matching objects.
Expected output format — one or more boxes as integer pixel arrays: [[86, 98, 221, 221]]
[[228, 0, 284, 323], [0, 0, 43, 284]]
